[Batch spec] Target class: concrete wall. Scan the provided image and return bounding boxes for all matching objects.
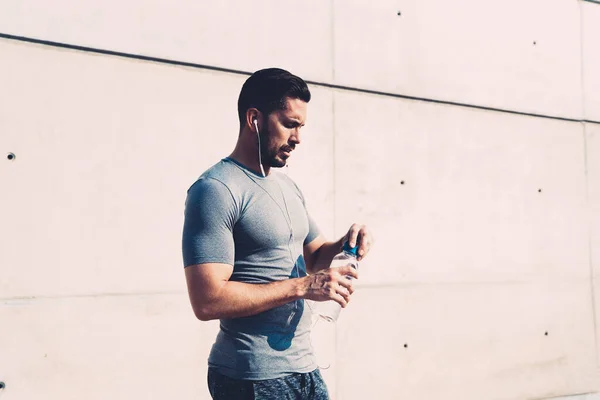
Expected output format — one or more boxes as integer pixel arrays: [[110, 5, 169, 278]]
[[1, 1, 599, 399]]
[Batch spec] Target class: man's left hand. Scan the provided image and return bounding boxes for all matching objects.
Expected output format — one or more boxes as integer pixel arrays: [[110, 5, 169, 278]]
[[343, 223, 374, 261]]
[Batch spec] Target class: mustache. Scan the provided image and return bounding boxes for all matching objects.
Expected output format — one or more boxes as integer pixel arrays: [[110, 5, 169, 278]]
[[281, 144, 295, 152]]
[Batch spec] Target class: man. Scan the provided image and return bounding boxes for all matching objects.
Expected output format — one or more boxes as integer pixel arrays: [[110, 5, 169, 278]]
[[182, 68, 373, 399]]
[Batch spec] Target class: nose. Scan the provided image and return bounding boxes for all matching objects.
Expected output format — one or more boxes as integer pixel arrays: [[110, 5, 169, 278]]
[[290, 129, 301, 145]]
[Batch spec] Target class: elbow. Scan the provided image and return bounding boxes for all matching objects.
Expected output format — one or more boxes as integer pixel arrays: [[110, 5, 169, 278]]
[[195, 311, 214, 322], [192, 303, 219, 322]]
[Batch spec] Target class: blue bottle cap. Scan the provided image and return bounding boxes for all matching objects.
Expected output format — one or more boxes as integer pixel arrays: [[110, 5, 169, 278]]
[[342, 241, 359, 256]]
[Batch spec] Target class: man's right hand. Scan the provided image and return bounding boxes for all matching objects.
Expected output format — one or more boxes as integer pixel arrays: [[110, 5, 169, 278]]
[[301, 265, 358, 308]]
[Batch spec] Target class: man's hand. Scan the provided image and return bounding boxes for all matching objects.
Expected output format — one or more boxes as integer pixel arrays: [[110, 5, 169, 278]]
[[301, 265, 358, 308], [343, 223, 374, 261]]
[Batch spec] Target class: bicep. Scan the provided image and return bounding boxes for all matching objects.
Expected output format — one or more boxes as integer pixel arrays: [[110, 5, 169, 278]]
[[300, 209, 323, 272], [303, 234, 327, 273]]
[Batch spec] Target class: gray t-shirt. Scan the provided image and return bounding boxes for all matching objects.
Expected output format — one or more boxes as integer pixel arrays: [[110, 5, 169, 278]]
[[182, 157, 321, 380]]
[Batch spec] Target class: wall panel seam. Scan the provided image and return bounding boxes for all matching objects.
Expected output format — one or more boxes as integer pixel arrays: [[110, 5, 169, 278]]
[[1, 32, 599, 126]]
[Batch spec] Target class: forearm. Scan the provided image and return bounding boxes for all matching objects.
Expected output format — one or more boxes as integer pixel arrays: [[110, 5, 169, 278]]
[[193, 277, 307, 321], [307, 237, 344, 274]]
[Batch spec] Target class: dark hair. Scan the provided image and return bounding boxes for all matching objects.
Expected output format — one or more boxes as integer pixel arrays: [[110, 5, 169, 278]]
[[237, 68, 311, 125]]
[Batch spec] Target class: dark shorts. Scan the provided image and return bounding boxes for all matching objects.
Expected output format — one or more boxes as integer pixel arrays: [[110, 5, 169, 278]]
[[207, 368, 330, 400]]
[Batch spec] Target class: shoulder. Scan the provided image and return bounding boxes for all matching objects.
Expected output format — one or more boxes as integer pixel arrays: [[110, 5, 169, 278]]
[[187, 176, 232, 201], [200, 159, 240, 185], [184, 173, 239, 224], [187, 159, 244, 197], [186, 161, 240, 205]]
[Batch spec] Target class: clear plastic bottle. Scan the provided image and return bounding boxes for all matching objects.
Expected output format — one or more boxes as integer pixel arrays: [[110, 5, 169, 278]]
[[313, 241, 359, 322]]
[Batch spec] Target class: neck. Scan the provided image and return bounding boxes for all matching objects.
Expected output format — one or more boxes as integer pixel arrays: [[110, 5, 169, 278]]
[[229, 130, 270, 176]]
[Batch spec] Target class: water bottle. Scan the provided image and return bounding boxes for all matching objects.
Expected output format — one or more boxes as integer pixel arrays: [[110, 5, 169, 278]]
[[313, 241, 359, 322]]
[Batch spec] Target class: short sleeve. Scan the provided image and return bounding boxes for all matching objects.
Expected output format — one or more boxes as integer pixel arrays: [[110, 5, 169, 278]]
[[182, 177, 237, 267], [304, 213, 320, 246]]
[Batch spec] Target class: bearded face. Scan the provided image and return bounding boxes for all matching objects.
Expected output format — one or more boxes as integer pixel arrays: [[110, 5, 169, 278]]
[[259, 98, 307, 169]]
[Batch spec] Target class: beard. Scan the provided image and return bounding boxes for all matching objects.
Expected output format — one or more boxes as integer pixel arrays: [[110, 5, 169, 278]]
[[259, 125, 287, 169]]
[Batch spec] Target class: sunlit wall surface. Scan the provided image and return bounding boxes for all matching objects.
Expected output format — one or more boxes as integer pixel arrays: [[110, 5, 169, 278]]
[[1, 1, 600, 399]]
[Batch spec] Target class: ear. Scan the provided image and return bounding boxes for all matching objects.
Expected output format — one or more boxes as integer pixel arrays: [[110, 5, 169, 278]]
[[245, 108, 261, 133]]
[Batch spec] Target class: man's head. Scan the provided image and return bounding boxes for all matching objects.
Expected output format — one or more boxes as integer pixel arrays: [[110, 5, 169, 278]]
[[238, 68, 311, 169]]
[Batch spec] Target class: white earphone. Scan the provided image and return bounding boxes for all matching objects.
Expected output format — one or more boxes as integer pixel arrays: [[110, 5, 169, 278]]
[[253, 118, 266, 177]]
